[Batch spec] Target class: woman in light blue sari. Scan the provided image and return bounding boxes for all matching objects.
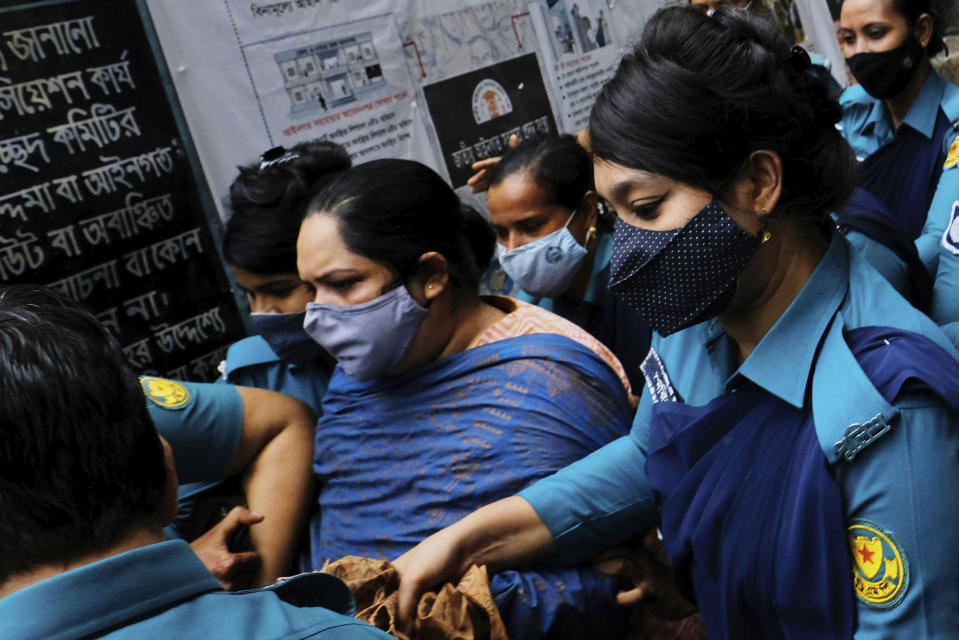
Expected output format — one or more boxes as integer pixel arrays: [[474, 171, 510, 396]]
[[297, 158, 636, 638]]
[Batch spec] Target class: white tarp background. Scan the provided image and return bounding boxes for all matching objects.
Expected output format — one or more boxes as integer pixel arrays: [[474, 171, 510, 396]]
[[144, 0, 842, 218]]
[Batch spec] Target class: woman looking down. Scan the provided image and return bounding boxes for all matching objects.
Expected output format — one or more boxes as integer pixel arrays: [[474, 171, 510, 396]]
[[394, 7, 959, 638]]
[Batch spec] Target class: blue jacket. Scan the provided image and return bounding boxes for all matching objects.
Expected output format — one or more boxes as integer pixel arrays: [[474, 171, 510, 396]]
[[520, 236, 959, 637], [0, 539, 390, 639]]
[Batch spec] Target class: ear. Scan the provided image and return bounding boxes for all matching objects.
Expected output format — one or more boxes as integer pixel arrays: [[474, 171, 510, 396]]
[[746, 149, 783, 219], [158, 437, 179, 527], [581, 190, 600, 230], [411, 251, 450, 303], [914, 13, 934, 50]]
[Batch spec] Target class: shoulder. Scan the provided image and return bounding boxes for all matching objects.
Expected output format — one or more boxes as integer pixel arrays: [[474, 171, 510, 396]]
[[155, 573, 390, 639], [840, 83, 874, 110], [224, 336, 281, 372], [141, 377, 242, 424], [939, 75, 959, 123], [477, 296, 634, 396]]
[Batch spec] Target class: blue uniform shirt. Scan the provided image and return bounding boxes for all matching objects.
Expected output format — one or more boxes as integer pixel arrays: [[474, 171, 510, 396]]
[[0, 539, 391, 640], [516, 232, 651, 391], [520, 236, 959, 637], [143, 377, 244, 483], [222, 335, 329, 414], [840, 71, 959, 345], [142, 378, 246, 539]]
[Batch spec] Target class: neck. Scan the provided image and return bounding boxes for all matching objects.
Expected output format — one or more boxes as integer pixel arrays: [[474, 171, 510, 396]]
[[884, 61, 931, 129], [436, 293, 505, 358], [563, 231, 599, 303], [0, 526, 163, 599], [718, 220, 829, 364]]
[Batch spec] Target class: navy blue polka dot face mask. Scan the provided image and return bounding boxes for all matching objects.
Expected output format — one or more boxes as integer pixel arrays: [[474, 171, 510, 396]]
[[608, 200, 760, 336]]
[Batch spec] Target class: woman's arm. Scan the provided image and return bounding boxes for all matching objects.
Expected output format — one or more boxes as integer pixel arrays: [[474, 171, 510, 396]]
[[393, 496, 554, 627]]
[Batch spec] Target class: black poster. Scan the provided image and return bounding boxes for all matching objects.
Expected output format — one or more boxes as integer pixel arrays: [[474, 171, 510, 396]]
[[424, 53, 557, 188], [0, 0, 246, 381]]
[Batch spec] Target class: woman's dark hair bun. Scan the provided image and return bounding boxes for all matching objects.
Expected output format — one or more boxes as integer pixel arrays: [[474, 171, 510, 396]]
[[589, 6, 857, 221]]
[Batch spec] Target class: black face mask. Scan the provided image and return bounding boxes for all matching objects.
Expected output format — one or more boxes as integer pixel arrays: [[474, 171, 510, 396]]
[[847, 35, 925, 100]]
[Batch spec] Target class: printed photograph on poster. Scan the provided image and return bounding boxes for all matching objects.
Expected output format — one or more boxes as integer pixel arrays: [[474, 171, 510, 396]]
[[424, 53, 557, 188], [400, 1, 536, 84], [544, 0, 611, 58], [241, 12, 425, 160]]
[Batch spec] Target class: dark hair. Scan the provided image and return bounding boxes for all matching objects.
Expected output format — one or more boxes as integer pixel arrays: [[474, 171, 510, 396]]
[[843, 0, 948, 56], [305, 159, 495, 291], [225, 139, 351, 274], [589, 6, 857, 221], [487, 134, 594, 212], [0, 286, 166, 582]]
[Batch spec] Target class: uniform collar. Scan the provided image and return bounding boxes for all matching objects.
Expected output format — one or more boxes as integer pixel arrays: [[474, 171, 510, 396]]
[[730, 236, 849, 409], [902, 70, 946, 139], [0, 540, 220, 640], [855, 71, 945, 141]]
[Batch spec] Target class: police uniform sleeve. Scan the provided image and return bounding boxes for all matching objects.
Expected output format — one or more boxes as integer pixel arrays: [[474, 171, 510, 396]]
[[928, 200, 959, 348], [517, 385, 658, 564], [915, 131, 959, 271], [142, 377, 245, 484], [836, 396, 959, 638]]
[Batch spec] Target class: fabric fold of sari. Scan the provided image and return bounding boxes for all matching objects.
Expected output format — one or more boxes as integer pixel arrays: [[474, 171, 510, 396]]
[[313, 332, 634, 638]]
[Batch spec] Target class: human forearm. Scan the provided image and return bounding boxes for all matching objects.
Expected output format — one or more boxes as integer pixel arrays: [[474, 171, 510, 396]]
[[393, 496, 555, 626], [242, 416, 314, 586]]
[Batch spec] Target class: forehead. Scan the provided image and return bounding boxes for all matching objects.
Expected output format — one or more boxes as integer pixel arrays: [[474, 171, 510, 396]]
[[840, 0, 902, 25], [296, 213, 377, 276], [486, 171, 565, 221]]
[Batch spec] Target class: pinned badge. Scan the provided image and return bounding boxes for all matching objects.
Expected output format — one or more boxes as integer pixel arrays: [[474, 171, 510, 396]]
[[847, 520, 908, 608], [140, 376, 191, 409], [945, 134, 959, 170], [943, 201, 959, 256]]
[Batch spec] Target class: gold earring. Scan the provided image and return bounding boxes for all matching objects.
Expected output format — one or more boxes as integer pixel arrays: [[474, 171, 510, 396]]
[[586, 225, 597, 245]]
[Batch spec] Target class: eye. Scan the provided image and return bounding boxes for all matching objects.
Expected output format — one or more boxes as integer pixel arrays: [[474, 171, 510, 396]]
[[492, 226, 508, 240], [327, 279, 358, 292], [630, 195, 666, 221], [865, 27, 889, 40], [517, 219, 546, 234], [841, 31, 856, 46]]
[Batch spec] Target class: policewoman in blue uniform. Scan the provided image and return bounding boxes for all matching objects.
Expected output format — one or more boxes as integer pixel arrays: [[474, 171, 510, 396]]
[[485, 134, 651, 391], [220, 141, 350, 413], [392, 7, 959, 638], [838, 0, 959, 344]]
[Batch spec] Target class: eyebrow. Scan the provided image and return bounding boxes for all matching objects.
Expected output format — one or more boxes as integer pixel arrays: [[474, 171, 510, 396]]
[[312, 268, 361, 282]]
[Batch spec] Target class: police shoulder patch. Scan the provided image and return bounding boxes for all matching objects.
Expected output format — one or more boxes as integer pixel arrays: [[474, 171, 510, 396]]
[[140, 376, 191, 410], [847, 520, 909, 608], [945, 133, 959, 170], [943, 201, 959, 256]]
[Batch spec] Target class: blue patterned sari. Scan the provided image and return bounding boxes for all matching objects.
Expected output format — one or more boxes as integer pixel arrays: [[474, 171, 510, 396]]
[[312, 332, 634, 638]]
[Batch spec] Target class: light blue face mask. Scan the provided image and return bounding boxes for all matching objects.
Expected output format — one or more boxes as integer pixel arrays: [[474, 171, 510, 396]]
[[302, 284, 428, 381], [498, 211, 587, 298]]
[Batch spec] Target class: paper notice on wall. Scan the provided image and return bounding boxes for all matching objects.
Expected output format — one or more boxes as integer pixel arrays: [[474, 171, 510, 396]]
[[238, 11, 429, 163], [530, 0, 623, 132]]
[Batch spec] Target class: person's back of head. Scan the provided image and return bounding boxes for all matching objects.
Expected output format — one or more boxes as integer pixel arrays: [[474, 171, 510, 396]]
[[306, 158, 495, 292], [0, 286, 166, 585], [589, 6, 857, 222], [225, 140, 352, 275]]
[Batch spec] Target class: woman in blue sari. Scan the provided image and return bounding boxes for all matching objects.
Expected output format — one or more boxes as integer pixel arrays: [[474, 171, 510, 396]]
[[394, 7, 959, 639], [296, 159, 636, 638]]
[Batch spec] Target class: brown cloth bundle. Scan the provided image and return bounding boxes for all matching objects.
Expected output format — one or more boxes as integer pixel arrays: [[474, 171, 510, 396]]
[[325, 556, 509, 640]]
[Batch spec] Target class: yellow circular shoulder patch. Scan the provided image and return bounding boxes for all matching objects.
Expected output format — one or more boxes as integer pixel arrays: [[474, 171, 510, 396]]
[[945, 135, 959, 170], [140, 376, 191, 410], [847, 520, 908, 608]]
